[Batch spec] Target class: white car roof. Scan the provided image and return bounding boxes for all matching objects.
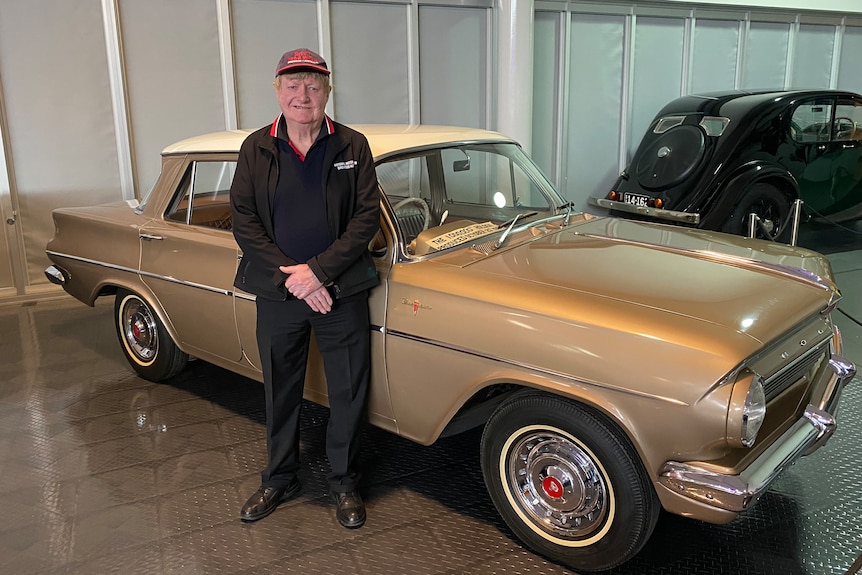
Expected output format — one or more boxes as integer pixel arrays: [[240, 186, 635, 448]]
[[161, 124, 515, 160]]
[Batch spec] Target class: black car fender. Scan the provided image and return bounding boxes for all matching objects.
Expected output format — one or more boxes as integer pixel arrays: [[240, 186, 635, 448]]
[[698, 160, 799, 230]]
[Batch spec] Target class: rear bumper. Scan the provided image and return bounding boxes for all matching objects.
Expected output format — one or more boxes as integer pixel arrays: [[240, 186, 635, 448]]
[[45, 265, 68, 286], [658, 354, 856, 512], [590, 197, 701, 225]]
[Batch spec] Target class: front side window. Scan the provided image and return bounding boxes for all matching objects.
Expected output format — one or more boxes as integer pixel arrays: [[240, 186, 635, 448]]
[[165, 160, 236, 230], [833, 99, 862, 141]]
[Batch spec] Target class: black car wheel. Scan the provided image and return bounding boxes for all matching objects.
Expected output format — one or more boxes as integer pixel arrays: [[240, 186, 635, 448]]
[[723, 183, 792, 241], [114, 289, 188, 381], [480, 392, 660, 572]]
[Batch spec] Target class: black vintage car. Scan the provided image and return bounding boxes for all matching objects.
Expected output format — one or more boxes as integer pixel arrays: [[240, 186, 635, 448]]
[[591, 89, 862, 241]]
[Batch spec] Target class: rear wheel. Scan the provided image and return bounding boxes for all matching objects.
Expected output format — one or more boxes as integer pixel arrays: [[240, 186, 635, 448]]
[[722, 183, 792, 241], [480, 392, 659, 572], [114, 289, 187, 381]]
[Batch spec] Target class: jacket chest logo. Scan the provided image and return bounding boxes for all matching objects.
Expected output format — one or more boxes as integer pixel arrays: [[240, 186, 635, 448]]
[[334, 160, 357, 170]]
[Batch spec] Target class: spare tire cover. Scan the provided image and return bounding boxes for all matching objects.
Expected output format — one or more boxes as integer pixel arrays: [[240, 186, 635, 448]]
[[635, 125, 706, 191]]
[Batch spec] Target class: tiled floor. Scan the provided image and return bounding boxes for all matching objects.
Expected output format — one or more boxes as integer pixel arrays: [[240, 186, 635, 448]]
[[1, 225, 861, 575]]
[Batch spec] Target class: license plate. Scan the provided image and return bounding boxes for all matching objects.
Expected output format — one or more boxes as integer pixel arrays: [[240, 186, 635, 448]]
[[623, 193, 650, 207]]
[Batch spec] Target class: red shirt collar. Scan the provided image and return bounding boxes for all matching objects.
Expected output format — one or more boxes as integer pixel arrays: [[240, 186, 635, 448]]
[[269, 114, 335, 138]]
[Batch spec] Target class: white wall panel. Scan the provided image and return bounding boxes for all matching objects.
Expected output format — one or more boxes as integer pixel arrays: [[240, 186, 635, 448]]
[[629, 16, 685, 158], [232, 0, 319, 130], [838, 26, 862, 94], [331, 2, 410, 124], [564, 13, 626, 207], [743, 21, 790, 89], [0, 0, 120, 288], [532, 12, 561, 183], [119, 0, 225, 194], [418, 6, 488, 128], [792, 24, 835, 89], [691, 19, 740, 93]]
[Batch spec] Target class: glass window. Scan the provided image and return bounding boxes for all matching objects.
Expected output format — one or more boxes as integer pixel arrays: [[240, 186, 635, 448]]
[[166, 160, 236, 230], [834, 100, 862, 141], [790, 100, 833, 143], [377, 155, 433, 243], [440, 145, 551, 211], [654, 116, 685, 134], [377, 143, 561, 257], [699, 116, 730, 137]]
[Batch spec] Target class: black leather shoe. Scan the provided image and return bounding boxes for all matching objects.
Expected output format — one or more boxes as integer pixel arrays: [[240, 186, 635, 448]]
[[240, 480, 301, 522], [332, 491, 366, 529]]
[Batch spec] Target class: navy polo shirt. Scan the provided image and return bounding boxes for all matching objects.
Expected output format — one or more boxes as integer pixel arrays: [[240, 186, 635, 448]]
[[272, 123, 331, 264]]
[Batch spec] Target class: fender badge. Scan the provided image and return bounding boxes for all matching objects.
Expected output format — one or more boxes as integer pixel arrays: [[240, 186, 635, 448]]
[[401, 298, 431, 316]]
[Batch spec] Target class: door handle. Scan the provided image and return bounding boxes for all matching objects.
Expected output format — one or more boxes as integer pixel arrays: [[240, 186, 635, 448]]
[[5, 211, 16, 225], [140, 233, 163, 241]]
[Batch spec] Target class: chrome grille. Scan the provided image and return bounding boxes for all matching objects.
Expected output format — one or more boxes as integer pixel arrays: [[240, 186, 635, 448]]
[[762, 340, 829, 401]]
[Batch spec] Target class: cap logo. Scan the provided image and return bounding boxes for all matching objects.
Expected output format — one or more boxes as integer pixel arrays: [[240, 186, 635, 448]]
[[288, 50, 320, 66]]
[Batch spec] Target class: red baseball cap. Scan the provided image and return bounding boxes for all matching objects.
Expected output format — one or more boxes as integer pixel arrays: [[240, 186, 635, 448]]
[[275, 48, 330, 76]]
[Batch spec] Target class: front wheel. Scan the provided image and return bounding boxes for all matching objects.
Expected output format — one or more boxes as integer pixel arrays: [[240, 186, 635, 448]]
[[114, 289, 188, 382], [480, 392, 659, 572]]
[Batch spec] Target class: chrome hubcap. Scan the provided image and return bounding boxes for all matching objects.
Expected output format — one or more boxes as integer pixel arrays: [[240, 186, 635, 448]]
[[122, 299, 157, 362], [507, 431, 608, 538]]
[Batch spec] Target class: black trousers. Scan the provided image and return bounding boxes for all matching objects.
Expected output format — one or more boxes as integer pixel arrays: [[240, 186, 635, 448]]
[[255, 291, 370, 493]]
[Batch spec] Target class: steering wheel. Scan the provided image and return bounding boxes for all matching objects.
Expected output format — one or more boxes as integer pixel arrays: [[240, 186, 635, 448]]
[[834, 116, 855, 139], [392, 197, 431, 231]]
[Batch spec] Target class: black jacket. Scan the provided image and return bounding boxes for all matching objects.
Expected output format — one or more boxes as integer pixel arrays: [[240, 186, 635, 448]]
[[230, 116, 380, 301]]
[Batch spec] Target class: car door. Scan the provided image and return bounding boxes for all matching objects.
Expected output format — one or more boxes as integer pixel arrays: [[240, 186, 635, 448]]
[[139, 157, 243, 363], [825, 97, 862, 217], [791, 97, 835, 213], [792, 96, 862, 218], [232, 207, 398, 431]]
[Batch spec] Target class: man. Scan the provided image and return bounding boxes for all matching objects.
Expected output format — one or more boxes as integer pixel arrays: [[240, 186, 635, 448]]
[[230, 48, 380, 529]]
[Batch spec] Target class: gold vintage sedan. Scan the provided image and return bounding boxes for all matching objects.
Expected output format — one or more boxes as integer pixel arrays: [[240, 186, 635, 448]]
[[45, 125, 855, 571]]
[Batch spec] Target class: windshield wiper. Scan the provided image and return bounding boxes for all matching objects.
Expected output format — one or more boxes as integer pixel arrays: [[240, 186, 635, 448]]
[[497, 211, 538, 230], [494, 211, 537, 250], [556, 201, 576, 226]]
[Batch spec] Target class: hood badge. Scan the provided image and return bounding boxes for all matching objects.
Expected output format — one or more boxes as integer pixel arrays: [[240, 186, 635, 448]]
[[402, 298, 431, 316]]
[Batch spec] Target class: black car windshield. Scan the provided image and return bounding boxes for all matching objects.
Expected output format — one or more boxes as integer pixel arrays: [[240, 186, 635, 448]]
[[376, 142, 564, 256]]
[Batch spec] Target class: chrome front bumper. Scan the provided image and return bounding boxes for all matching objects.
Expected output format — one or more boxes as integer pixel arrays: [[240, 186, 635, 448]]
[[589, 197, 701, 225], [658, 354, 856, 512]]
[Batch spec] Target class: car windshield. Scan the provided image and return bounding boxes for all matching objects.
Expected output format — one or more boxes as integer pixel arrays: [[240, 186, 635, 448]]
[[376, 142, 564, 256]]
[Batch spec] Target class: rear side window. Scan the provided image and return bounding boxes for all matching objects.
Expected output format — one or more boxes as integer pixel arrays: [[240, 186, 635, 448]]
[[165, 160, 237, 230]]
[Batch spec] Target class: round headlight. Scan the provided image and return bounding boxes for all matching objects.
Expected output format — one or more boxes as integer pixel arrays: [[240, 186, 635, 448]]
[[727, 373, 767, 448], [740, 378, 766, 447]]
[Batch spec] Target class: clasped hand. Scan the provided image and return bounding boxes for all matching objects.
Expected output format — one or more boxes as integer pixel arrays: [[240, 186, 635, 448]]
[[280, 263, 332, 314]]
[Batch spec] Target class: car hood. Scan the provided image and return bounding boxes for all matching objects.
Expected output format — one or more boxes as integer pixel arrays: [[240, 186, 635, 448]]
[[459, 217, 836, 346]]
